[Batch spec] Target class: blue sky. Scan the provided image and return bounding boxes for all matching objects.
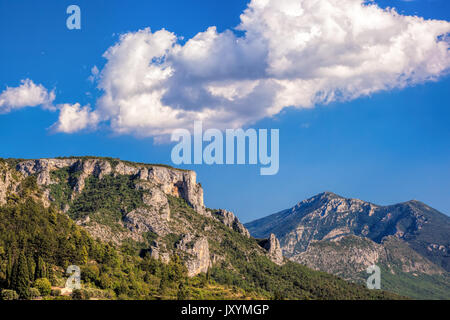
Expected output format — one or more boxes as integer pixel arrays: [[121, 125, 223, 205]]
[[0, 0, 449, 222]]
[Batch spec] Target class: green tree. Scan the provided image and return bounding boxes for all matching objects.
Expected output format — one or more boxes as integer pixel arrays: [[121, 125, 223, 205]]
[[29, 287, 40, 299], [35, 256, 47, 280], [34, 278, 51, 296], [79, 246, 89, 265], [13, 252, 31, 299], [158, 275, 168, 296], [104, 245, 120, 268], [27, 256, 35, 282], [177, 282, 189, 300], [167, 255, 187, 283], [1, 289, 19, 300], [5, 253, 14, 288]]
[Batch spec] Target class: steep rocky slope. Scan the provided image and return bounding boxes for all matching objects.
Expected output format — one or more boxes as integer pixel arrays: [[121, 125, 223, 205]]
[[0, 157, 400, 300], [245, 192, 450, 299], [2, 157, 249, 276]]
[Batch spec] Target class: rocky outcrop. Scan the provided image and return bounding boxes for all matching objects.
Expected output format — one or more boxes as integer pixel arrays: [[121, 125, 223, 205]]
[[259, 234, 284, 265], [123, 204, 170, 236], [212, 209, 250, 238], [79, 220, 142, 245], [291, 235, 386, 280], [0, 162, 14, 205], [146, 242, 170, 263], [17, 159, 78, 185], [72, 159, 112, 195], [382, 237, 444, 275], [177, 234, 210, 277], [16, 158, 207, 216], [147, 166, 206, 216], [291, 235, 444, 281], [13, 158, 216, 276]]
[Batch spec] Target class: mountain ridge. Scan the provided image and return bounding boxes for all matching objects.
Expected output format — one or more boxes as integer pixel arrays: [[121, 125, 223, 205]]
[[245, 191, 450, 299], [0, 157, 402, 300]]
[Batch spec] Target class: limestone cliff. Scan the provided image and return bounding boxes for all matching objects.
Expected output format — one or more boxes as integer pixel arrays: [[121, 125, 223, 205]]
[[259, 234, 284, 265], [16, 158, 206, 214], [211, 209, 250, 238], [0, 161, 19, 205], [0, 157, 257, 278], [177, 235, 211, 277]]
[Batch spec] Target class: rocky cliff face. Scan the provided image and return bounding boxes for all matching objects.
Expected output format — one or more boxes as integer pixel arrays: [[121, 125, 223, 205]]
[[177, 235, 211, 277], [211, 209, 250, 238], [0, 157, 254, 278], [258, 234, 284, 265], [16, 158, 206, 214], [291, 235, 444, 281], [0, 162, 18, 205]]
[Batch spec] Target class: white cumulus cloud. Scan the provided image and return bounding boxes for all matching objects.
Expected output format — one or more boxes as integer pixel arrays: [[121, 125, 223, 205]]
[[52, 103, 99, 133], [0, 79, 55, 113], [10, 0, 450, 138]]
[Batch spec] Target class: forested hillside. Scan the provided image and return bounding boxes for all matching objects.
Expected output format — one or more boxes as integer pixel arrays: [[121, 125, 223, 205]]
[[0, 158, 401, 300]]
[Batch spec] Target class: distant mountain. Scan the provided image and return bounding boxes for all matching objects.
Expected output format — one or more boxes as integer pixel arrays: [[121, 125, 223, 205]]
[[0, 158, 401, 300], [245, 192, 450, 299]]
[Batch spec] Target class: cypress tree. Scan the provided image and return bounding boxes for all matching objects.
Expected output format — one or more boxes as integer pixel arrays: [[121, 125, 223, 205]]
[[6, 252, 14, 288], [47, 264, 55, 285], [27, 255, 35, 281], [35, 256, 47, 280], [13, 252, 31, 299]]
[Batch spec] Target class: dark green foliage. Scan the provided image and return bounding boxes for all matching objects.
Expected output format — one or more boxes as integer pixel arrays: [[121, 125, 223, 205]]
[[1, 289, 19, 300], [51, 288, 61, 296], [71, 289, 84, 300], [35, 256, 47, 280], [177, 282, 190, 300], [48, 166, 77, 210], [374, 266, 450, 300], [0, 199, 93, 269], [67, 174, 145, 224], [29, 287, 40, 299], [163, 233, 184, 250], [20, 176, 40, 198], [166, 197, 401, 300], [0, 158, 409, 300], [13, 252, 31, 299], [34, 278, 51, 296]]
